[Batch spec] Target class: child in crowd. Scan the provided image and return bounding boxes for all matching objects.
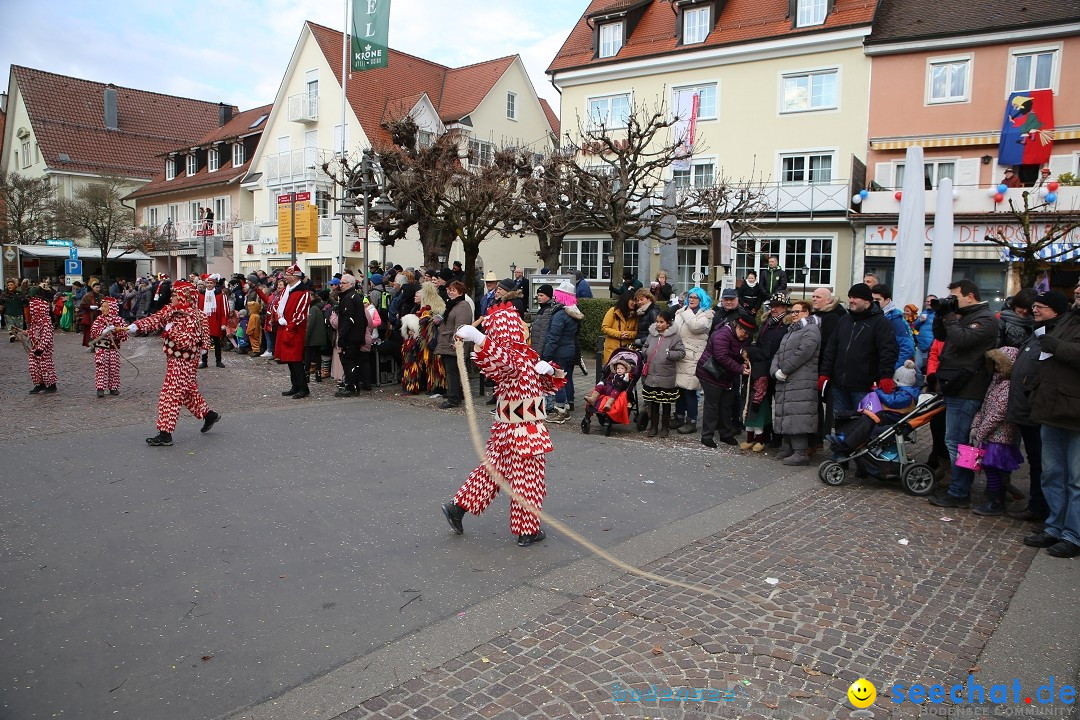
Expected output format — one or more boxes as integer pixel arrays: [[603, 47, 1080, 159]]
[[640, 307, 686, 437], [235, 309, 249, 353], [246, 297, 262, 355], [585, 360, 632, 406], [89, 296, 129, 397], [969, 347, 1023, 516]]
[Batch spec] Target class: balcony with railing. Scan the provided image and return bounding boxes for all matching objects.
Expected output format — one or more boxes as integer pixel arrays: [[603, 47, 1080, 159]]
[[673, 179, 851, 219], [287, 92, 319, 123], [855, 184, 1080, 216], [263, 148, 333, 186]]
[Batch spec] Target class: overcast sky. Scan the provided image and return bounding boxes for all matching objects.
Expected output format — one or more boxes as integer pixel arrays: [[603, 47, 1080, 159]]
[[0, 0, 583, 115]]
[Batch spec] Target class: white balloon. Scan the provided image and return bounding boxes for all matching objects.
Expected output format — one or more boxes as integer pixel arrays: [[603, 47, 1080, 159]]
[[987, 187, 1000, 197], [952, 189, 960, 200], [851, 194, 863, 204], [1040, 187, 1050, 197]]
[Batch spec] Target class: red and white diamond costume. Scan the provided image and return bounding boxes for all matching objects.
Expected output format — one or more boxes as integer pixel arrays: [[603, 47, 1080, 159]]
[[90, 296, 129, 391], [27, 294, 58, 387], [452, 303, 566, 536], [132, 282, 212, 432]]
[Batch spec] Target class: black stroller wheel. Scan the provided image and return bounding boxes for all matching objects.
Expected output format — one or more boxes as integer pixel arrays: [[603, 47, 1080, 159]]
[[581, 416, 591, 434], [901, 463, 936, 496], [818, 460, 846, 486], [604, 421, 613, 436]]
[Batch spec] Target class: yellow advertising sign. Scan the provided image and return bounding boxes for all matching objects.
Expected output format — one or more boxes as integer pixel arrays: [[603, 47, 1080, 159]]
[[276, 193, 319, 253]]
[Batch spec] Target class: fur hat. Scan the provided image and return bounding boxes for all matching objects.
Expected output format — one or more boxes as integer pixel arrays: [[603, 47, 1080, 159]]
[[986, 346, 1018, 376], [400, 313, 420, 339], [893, 359, 919, 387]]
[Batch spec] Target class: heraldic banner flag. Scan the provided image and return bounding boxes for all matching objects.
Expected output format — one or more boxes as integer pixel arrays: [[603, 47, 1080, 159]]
[[999, 89, 1054, 166], [352, 0, 391, 71]]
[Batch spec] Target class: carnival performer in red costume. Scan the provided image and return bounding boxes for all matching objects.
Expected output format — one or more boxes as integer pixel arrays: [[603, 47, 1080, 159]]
[[274, 264, 310, 398], [198, 274, 227, 368], [128, 281, 220, 446], [442, 302, 566, 547], [90, 295, 128, 397], [26, 283, 58, 394]]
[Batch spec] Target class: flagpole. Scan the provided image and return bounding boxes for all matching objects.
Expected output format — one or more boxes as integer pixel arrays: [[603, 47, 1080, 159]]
[[339, 0, 350, 275]]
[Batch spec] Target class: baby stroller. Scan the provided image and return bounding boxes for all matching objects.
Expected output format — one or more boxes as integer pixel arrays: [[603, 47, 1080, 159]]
[[580, 347, 644, 436], [818, 392, 946, 496]]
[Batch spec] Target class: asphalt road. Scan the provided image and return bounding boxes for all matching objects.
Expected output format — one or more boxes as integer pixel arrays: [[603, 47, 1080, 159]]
[[0, 394, 777, 720]]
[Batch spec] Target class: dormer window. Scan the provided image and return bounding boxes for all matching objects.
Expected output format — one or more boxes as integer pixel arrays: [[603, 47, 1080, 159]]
[[683, 6, 710, 44], [795, 0, 827, 27], [232, 142, 245, 167], [599, 22, 623, 58], [208, 148, 220, 172], [185, 153, 198, 176], [166, 158, 176, 181]]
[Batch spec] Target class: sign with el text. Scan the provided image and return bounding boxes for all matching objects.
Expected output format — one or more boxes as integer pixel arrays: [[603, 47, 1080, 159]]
[[351, 0, 391, 71], [277, 193, 318, 253]]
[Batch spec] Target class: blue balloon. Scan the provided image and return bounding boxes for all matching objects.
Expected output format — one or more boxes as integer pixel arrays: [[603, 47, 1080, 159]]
[[997, 184, 1008, 194], [1046, 192, 1058, 203], [859, 189, 869, 199]]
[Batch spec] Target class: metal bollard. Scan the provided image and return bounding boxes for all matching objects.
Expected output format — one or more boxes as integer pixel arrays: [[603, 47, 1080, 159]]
[[595, 334, 605, 383]]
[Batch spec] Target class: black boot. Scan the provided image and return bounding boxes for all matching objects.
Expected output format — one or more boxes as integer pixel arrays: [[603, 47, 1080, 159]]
[[43, 384, 56, 394], [200, 411, 221, 434], [281, 387, 298, 396], [517, 528, 546, 547], [146, 431, 173, 447], [659, 409, 671, 438], [646, 403, 660, 437], [29, 384, 46, 394], [442, 503, 466, 534], [972, 489, 1006, 516]]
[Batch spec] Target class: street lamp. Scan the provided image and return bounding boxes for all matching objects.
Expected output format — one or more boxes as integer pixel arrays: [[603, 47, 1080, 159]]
[[800, 264, 810, 299], [437, 253, 447, 269], [335, 148, 394, 293], [509, 262, 517, 276]]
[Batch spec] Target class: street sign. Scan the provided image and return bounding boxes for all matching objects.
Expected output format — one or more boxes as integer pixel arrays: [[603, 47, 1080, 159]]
[[69, 246, 79, 261], [277, 192, 318, 253], [45, 239, 73, 247], [3, 248, 15, 262], [65, 259, 83, 276]]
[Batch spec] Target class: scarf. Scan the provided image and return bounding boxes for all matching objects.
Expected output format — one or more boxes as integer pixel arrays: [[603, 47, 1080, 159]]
[[276, 281, 296, 319], [203, 288, 217, 316]]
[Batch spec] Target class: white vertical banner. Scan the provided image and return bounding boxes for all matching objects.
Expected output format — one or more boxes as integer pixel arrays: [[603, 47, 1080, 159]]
[[893, 145, 926, 310], [927, 177, 955, 299], [671, 92, 699, 171]]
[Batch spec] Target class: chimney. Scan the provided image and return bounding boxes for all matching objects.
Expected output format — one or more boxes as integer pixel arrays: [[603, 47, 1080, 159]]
[[104, 84, 118, 130], [0, 92, 7, 113], [219, 102, 233, 127]]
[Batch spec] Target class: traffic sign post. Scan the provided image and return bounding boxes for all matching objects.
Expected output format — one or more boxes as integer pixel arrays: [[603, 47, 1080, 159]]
[[69, 246, 79, 261], [65, 259, 83, 277]]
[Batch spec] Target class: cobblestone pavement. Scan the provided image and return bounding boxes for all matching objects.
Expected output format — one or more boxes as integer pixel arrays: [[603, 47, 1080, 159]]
[[329, 485, 1039, 720]]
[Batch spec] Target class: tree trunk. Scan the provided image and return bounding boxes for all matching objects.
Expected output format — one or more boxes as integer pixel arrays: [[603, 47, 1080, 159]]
[[609, 232, 628, 298], [536, 230, 563, 272]]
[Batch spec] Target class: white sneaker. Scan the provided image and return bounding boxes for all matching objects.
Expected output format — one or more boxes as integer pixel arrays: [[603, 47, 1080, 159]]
[[260, 351, 272, 358], [428, 393, 443, 399]]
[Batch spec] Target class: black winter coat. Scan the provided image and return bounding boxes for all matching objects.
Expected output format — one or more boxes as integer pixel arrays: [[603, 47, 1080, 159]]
[[820, 303, 899, 392], [336, 288, 368, 349], [935, 302, 999, 400], [814, 301, 846, 370], [1029, 307, 1080, 432], [1007, 319, 1058, 426]]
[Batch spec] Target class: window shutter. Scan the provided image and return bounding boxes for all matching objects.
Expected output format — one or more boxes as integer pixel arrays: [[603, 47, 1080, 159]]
[[788, 0, 798, 28], [675, 6, 684, 43], [954, 158, 980, 189], [873, 162, 892, 189]]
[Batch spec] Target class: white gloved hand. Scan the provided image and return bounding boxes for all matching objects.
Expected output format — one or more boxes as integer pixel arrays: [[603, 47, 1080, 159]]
[[99, 326, 115, 336], [455, 325, 484, 344], [221, 325, 228, 331], [534, 360, 554, 376], [278, 317, 287, 326], [90, 305, 99, 310], [165, 322, 173, 331], [774, 368, 788, 382], [127, 323, 139, 334]]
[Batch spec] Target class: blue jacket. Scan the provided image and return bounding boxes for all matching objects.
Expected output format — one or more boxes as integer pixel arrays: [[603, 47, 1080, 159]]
[[874, 383, 920, 412], [542, 304, 583, 361], [883, 306, 915, 369], [575, 278, 593, 298], [912, 309, 935, 353]]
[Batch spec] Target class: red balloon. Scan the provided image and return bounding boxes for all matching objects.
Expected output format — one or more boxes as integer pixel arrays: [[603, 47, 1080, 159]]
[[993, 192, 1004, 203], [1047, 181, 1060, 192], [894, 191, 902, 201]]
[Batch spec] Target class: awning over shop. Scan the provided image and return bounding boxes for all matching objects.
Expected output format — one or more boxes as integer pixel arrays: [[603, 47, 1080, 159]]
[[1002, 242, 1080, 263], [17, 245, 153, 261], [870, 127, 1080, 151]]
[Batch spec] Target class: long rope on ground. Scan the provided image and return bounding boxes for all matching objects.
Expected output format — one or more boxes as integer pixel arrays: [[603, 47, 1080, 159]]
[[454, 341, 755, 608]]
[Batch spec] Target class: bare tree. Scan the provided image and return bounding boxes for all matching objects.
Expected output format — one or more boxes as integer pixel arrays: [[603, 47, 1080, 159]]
[[983, 190, 1080, 287], [0, 170, 54, 244], [53, 176, 140, 280], [567, 100, 770, 287], [506, 152, 591, 272]]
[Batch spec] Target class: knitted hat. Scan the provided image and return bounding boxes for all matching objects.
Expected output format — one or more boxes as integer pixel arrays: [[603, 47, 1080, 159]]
[[1034, 290, 1069, 315], [498, 278, 515, 292], [847, 283, 874, 302], [171, 281, 197, 308], [537, 283, 554, 298], [483, 302, 526, 345], [893, 359, 919, 387], [371, 273, 383, 285], [437, 268, 454, 282]]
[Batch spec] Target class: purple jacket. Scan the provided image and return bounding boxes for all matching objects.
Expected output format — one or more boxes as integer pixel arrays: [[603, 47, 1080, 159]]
[[696, 324, 748, 390]]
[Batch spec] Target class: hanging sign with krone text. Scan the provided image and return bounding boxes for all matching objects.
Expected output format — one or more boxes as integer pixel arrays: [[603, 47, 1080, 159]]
[[351, 0, 391, 71]]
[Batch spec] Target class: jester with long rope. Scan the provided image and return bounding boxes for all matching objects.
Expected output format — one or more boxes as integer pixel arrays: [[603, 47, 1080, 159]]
[[442, 301, 566, 547]]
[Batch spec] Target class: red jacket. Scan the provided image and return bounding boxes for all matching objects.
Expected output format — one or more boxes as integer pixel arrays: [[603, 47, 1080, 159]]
[[273, 283, 309, 363], [199, 289, 227, 338]]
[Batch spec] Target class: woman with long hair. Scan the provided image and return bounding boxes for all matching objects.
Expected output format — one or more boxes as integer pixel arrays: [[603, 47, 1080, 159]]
[[600, 289, 638, 364]]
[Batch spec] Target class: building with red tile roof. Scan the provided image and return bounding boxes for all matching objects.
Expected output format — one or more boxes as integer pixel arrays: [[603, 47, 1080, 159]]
[[238, 21, 558, 282]]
